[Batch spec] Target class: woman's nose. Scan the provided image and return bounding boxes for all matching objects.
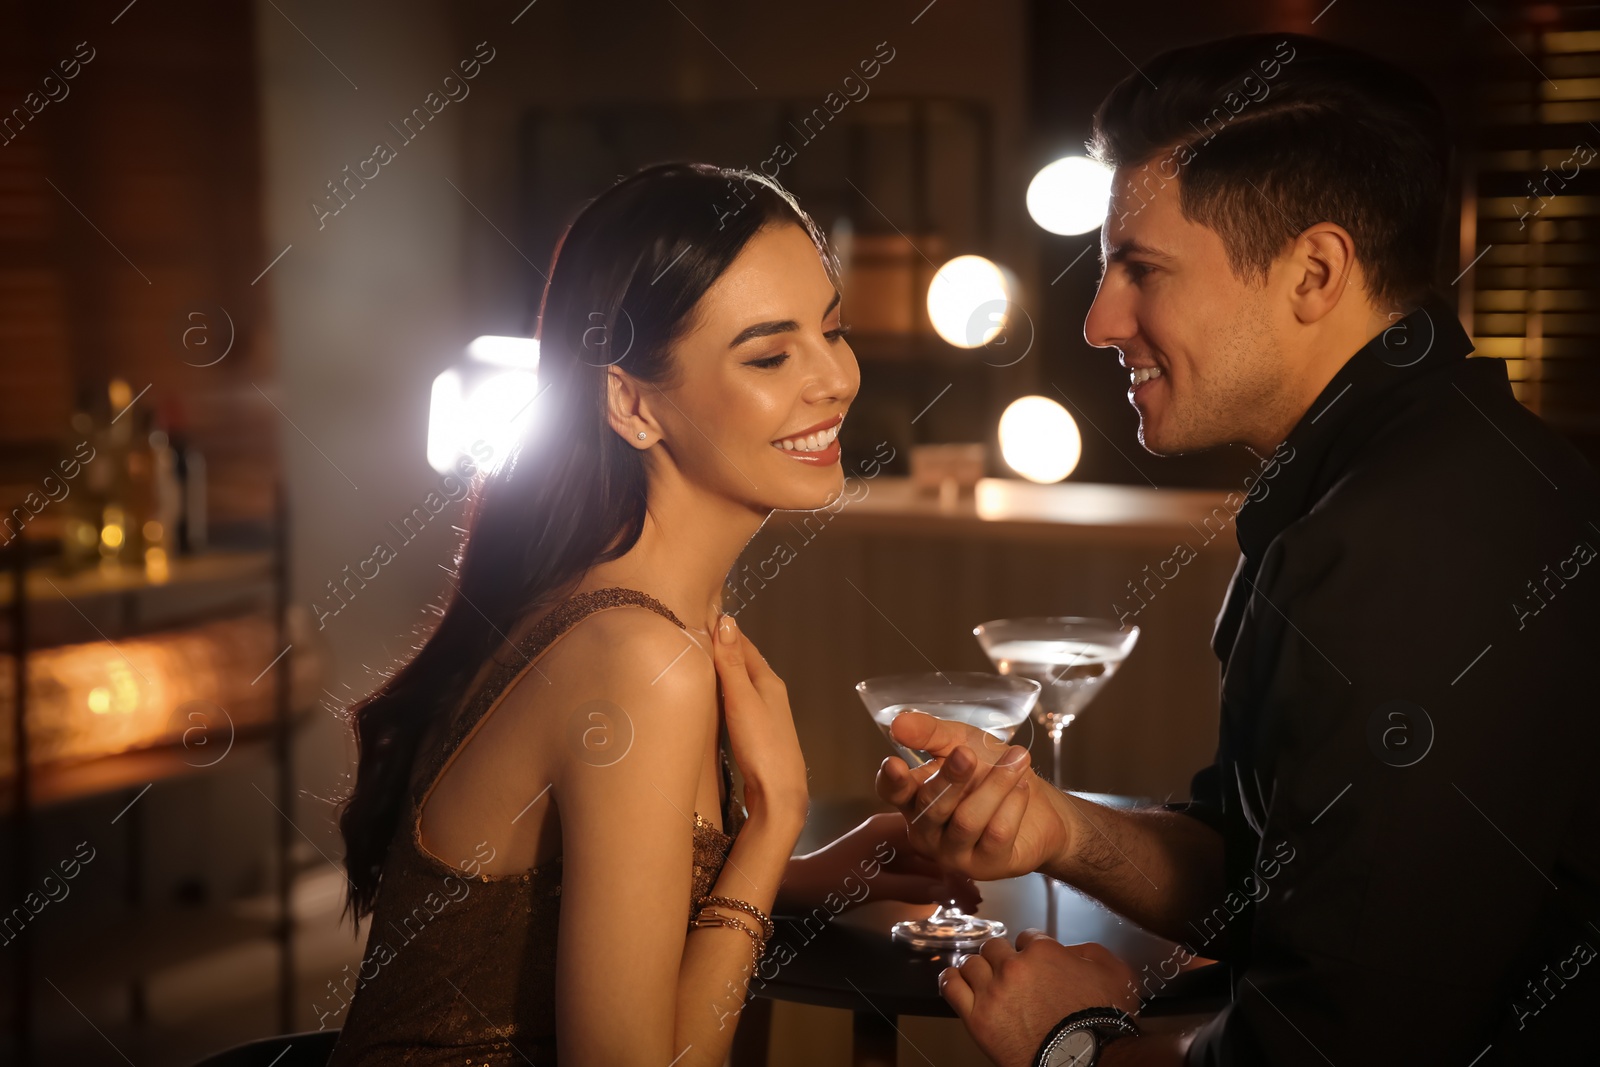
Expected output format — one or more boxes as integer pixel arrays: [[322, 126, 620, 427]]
[[807, 336, 859, 403]]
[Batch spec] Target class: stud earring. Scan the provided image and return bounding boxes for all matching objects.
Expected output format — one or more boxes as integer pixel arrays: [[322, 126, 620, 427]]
[[637, 431, 648, 440]]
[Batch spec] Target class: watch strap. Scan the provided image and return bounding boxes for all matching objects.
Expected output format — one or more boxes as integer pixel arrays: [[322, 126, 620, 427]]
[[1033, 1006, 1139, 1067]]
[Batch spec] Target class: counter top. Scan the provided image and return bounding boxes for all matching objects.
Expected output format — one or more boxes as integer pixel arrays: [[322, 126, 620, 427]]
[[807, 476, 1242, 546]]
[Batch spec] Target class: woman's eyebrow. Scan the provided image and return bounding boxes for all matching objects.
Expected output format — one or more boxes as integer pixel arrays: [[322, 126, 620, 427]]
[[727, 290, 842, 349]]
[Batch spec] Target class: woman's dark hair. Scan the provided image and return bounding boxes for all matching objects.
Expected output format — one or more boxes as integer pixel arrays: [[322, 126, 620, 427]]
[[334, 162, 837, 927], [1089, 32, 1454, 311]]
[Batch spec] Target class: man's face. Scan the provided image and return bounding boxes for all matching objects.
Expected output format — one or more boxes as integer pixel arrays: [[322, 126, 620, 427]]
[[1084, 163, 1295, 456]]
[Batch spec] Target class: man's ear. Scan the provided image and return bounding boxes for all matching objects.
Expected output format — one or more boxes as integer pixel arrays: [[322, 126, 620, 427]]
[[1289, 222, 1358, 324], [604, 365, 659, 445]]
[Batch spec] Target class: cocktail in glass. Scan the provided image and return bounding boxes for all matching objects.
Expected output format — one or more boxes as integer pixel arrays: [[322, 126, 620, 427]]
[[972, 617, 1139, 790], [973, 617, 1139, 938]]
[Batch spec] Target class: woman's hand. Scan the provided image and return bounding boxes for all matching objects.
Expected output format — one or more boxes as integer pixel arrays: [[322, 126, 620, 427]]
[[777, 811, 982, 915], [709, 613, 809, 830]]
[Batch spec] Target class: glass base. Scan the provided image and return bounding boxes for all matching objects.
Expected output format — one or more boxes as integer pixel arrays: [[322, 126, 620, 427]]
[[891, 912, 1007, 952]]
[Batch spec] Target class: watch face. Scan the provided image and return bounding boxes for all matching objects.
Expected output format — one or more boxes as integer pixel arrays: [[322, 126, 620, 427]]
[[1049, 1029, 1098, 1067]]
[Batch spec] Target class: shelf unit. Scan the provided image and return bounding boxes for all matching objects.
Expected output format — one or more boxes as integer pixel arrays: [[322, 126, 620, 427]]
[[1, 484, 310, 1067]]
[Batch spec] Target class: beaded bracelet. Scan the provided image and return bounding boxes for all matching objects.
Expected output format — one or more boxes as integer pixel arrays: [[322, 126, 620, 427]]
[[689, 910, 764, 974], [697, 894, 775, 941]]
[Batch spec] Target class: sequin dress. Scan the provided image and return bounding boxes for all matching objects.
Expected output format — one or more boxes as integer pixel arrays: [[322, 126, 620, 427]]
[[325, 587, 747, 1066]]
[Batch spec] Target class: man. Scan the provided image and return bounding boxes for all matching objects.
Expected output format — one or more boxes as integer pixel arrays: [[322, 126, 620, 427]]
[[877, 32, 1600, 1066]]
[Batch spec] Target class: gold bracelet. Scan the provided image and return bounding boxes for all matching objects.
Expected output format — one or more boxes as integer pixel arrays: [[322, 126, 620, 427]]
[[689, 911, 764, 974], [697, 894, 775, 941], [697, 904, 765, 944]]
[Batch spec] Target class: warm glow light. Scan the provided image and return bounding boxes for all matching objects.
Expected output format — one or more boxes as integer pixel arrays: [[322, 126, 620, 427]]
[[467, 335, 540, 369], [927, 255, 1011, 348], [1026, 156, 1114, 236], [427, 369, 465, 473], [998, 396, 1082, 483], [145, 546, 170, 583], [427, 366, 540, 474], [0, 613, 321, 775]]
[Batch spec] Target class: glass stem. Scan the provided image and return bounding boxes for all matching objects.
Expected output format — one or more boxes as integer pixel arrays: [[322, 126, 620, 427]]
[[1050, 727, 1065, 791], [1046, 723, 1065, 940]]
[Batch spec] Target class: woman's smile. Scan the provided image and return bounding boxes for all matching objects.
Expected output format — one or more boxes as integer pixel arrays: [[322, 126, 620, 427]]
[[771, 411, 845, 466]]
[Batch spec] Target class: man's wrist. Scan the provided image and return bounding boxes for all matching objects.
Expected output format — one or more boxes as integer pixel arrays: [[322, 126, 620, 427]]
[[1033, 1006, 1139, 1067], [1038, 784, 1086, 883]]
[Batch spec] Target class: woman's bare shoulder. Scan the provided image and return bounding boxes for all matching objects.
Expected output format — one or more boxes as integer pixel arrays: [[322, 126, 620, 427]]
[[555, 602, 713, 692], [528, 606, 719, 828], [497, 602, 718, 749]]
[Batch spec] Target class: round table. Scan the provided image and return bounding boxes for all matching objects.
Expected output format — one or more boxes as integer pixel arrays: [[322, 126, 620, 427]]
[[729, 797, 1216, 1067]]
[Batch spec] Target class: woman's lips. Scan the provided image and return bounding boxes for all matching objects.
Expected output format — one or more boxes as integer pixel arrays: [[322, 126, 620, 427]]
[[771, 413, 844, 454], [775, 435, 841, 466], [771, 414, 843, 467]]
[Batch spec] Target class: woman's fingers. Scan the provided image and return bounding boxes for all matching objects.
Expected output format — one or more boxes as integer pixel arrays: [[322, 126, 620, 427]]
[[710, 614, 756, 694]]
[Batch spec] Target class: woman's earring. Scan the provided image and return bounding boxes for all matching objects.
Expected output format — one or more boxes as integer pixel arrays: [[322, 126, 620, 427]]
[[636, 431, 648, 441]]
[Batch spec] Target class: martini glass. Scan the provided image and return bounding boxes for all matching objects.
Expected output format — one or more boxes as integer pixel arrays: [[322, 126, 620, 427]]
[[857, 671, 1042, 951], [972, 618, 1139, 939], [972, 618, 1139, 790]]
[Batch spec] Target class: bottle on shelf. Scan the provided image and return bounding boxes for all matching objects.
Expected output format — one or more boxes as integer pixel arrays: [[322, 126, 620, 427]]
[[163, 395, 206, 555], [60, 387, 104, 573], [85, 378, 136, 572], [141, 407, 182, 580], [125, 404, 156, 564]]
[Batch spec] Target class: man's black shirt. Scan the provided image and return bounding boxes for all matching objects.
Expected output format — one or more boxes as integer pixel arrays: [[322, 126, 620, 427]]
[[1175, 299, 1600, 1065]]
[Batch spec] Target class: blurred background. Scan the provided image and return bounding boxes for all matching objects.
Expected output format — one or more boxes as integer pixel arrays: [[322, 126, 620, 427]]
[[1, 0, 1593, 1063]]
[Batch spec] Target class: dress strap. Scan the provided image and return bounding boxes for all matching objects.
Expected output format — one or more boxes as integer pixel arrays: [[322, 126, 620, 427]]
[[411, 586, 689, 811], [530, 586, 688, 644]]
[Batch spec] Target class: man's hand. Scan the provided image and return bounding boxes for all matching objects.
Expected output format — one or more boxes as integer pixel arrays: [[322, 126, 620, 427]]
[[940, 931, 1140, 1067], [874, 710, 1072, 882]]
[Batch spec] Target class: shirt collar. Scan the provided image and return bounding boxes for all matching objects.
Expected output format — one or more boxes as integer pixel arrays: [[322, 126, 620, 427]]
[[1233, 296, 1475, 562]]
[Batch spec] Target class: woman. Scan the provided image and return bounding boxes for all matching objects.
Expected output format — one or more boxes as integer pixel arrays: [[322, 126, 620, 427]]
[[325, 162, 976, 1066]]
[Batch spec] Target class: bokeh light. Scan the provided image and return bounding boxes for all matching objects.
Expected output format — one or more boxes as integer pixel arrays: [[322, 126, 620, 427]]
[[927, 255, 1012, 348], [998, 395, 1082, 483], [1026, 156, 1115, 236]]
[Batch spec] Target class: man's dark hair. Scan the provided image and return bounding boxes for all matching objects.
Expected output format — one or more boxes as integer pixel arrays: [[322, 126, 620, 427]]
[[1089, 33, 1454, 311]]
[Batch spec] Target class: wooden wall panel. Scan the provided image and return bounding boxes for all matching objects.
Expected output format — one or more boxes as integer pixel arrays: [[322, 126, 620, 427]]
[[0, 1, 278, 529], [735, 493, 1237, 805]]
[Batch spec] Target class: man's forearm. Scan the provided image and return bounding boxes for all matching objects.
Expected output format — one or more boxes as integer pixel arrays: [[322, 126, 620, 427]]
[[1040, 793, 1226, 945]]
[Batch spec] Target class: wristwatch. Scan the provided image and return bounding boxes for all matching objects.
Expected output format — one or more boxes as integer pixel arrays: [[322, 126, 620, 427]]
[[1032, 1007, 1139, 1067]]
